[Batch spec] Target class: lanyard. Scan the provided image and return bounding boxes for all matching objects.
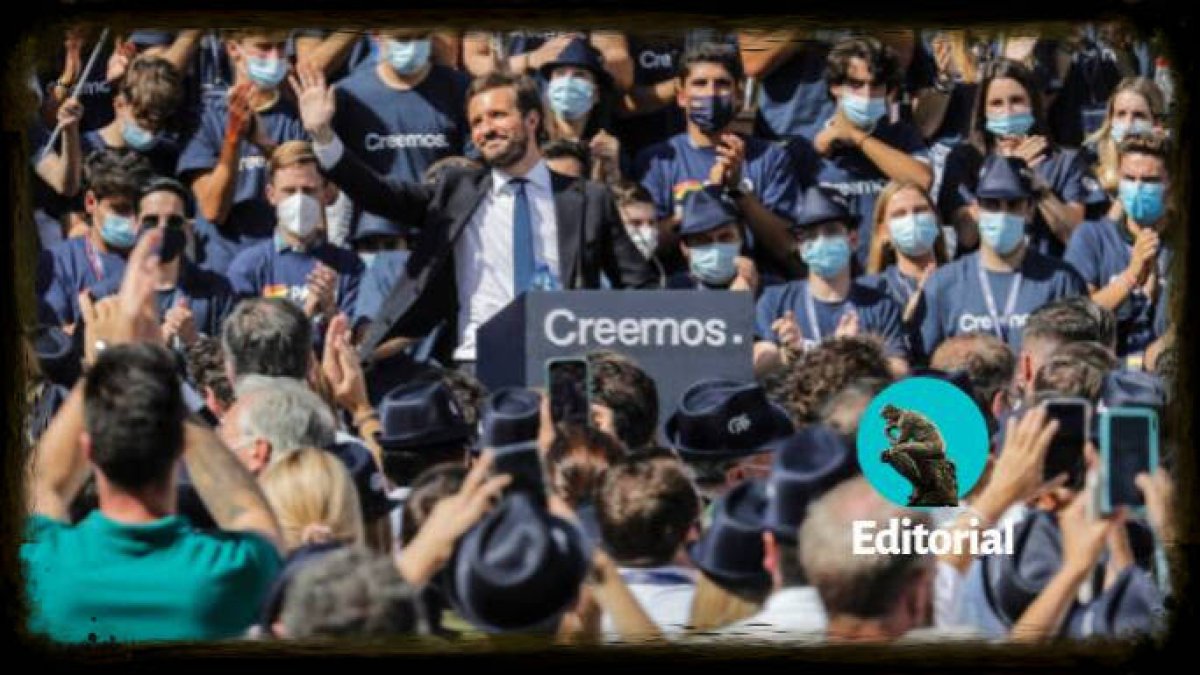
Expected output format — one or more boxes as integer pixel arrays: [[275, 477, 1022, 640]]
[[803, 284, 848, 344], [976, 259, 1023, 341], [83, 237, 106, 281]]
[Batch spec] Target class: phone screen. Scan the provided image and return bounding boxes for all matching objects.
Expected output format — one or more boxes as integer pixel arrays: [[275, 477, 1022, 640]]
[[1108, 414, 1151, 508], [1043, 400, 1088, 489], [493, 445, 546, 504], [548, 359, 590, 425]]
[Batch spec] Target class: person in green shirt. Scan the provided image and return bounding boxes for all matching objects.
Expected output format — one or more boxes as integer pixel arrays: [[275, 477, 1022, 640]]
[[23, 229, 285, 643]]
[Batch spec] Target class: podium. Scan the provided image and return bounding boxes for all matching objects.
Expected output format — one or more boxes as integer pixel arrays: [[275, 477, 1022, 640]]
[[477, 290, 755, 420]]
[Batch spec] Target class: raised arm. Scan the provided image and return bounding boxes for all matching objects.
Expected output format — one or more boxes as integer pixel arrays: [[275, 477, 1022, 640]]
[[189, 82, 254, 224], [294, 30, 360, 78], [161, 30, 202, 74], [290, 63, 432, 222], [36, 97, 84, 196], [182, 417, 285, 553]]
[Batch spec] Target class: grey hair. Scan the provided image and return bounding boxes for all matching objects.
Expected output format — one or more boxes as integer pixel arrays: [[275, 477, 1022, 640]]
[[221, 298, 313, 383], [233, 375, 336, 460], [799, 477, 934, 619], [280, 546, 428, 638]]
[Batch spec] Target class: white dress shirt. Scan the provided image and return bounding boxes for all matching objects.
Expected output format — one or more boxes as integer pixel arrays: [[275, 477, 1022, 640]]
[[602, 565, 697, 639], [719, 586, 827, 641], [453, 161, 559, 361], [312, 134, 560, 361]]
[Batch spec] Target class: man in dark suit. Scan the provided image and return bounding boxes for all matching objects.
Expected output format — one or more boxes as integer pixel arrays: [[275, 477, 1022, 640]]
[[291, 64, 658, 371]]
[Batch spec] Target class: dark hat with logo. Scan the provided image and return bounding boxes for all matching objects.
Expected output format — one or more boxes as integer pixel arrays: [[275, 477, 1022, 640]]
[[664, 379, 795, 460], [1100, 369, 1165, 411], [378, 379, 473, 451], [972, 155, 1035, 201], [1066, 565, 1163, 638], [473, 387, 542, 455], [443, 491, 591, 633], [980, 510, 1072, 628], [762, 425, 858, 543], [328, 440, 400, 521], [680, 185, 740, 237], [352, 211, 411, 243], [32, 323, 81, 388], [792, 185, 851, 229], [539, 37, 613, 89], [688, 480, 772, 590]]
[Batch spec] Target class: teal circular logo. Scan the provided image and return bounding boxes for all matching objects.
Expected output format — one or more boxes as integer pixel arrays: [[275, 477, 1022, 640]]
[[856, 377, 989, 508]]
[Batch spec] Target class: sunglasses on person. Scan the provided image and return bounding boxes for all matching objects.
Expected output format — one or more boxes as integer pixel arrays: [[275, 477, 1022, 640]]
[[139, 214, 186, 230]]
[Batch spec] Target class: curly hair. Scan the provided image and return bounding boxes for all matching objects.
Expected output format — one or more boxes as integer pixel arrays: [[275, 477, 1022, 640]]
[[586, 350, 659, 451], [782, 336, 894, 425]]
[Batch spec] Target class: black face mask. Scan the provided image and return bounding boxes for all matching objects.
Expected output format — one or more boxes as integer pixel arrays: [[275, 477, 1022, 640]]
[[688, 94, 736, 133]]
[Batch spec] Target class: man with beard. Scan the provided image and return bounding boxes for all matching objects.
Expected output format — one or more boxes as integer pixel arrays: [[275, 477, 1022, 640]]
[[292, 64, 658, 371]]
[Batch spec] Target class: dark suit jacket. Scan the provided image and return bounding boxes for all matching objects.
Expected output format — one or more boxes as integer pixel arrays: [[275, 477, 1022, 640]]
[[326, 146, 660, 365]]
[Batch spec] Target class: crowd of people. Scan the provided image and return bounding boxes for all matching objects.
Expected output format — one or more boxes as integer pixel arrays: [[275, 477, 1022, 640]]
[[20, 23, 1178, 645]]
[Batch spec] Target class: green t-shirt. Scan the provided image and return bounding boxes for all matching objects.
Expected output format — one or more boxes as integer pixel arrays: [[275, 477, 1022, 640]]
[[22, 512, 282, 643]]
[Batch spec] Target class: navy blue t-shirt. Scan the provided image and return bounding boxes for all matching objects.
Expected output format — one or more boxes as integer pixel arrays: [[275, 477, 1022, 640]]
[[803, 116, 930, 266], [1064, 217, 1172, 356], [755, 279, 908, 358], [753, 40, 835, 143], [81, 130, 182, 183], [89, 259, 238, 339], [859, 264, 928, 358], [177, 93, 308, 274], [610, 37, 686, 160], [937, 144, 1107, 259], [226, 235, 364, 319], [37, 236, 127, 325], [40, 42, 115, 133], [636, 132, 799, 224], [334, 65, 469, 184], [919, 249, 1087, 358]]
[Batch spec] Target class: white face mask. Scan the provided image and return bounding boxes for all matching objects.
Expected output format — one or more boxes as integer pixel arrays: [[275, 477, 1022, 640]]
[[276, 192, 323, 239]]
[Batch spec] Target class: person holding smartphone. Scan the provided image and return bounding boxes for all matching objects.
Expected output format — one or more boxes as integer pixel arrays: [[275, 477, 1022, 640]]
[[88, 176, 237, 349]]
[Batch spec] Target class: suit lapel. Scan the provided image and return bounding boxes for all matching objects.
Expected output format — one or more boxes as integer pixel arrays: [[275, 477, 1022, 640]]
[[551, 171, 584, 288], [447, 170, 493, 247]]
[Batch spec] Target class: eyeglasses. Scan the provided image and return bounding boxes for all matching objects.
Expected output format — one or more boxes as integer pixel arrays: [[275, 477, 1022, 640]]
[[139, 214, 186, 230]]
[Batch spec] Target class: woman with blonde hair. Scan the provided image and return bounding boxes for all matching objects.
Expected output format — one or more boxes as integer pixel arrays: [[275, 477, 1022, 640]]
[[1081, 77, 1165, 197], [259, 447, 365, 553], [863, 180, 948, 360]]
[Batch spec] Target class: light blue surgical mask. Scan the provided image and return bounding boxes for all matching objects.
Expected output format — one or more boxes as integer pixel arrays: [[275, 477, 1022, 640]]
[[547, 76, 596, 120], [1110, 119, 1153, 144], [387, 39, 431, 75], [840, 93, 887, 129], [1118, 179, 1166, 226], [978, 211, 1026, 255], [246, 55, 287, 88], [801, 235, 852, 278], [121, 118, 156, 151], [100, 212, 138, 249], [359, 252, 378, 269], [689, 241, 740, 286], [888, 212, 940, 257], [985, 111, 1035, 137]]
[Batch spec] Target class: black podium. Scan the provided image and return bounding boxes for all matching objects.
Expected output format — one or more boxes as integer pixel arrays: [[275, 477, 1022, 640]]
[[476, 290, 755, 419]]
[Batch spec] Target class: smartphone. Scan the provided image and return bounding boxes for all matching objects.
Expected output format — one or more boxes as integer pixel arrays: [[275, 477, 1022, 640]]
[[1097, 407, 1159, 516], [546, 357, 591, 426], [492, 445, 547, 507], [1042, 397, 1090, 490]]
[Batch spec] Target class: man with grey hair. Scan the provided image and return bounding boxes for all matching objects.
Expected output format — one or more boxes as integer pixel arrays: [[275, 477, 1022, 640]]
[[219, 375, 336, 476], [799, 477, 936, 642], [221, 297, 314, 385]]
